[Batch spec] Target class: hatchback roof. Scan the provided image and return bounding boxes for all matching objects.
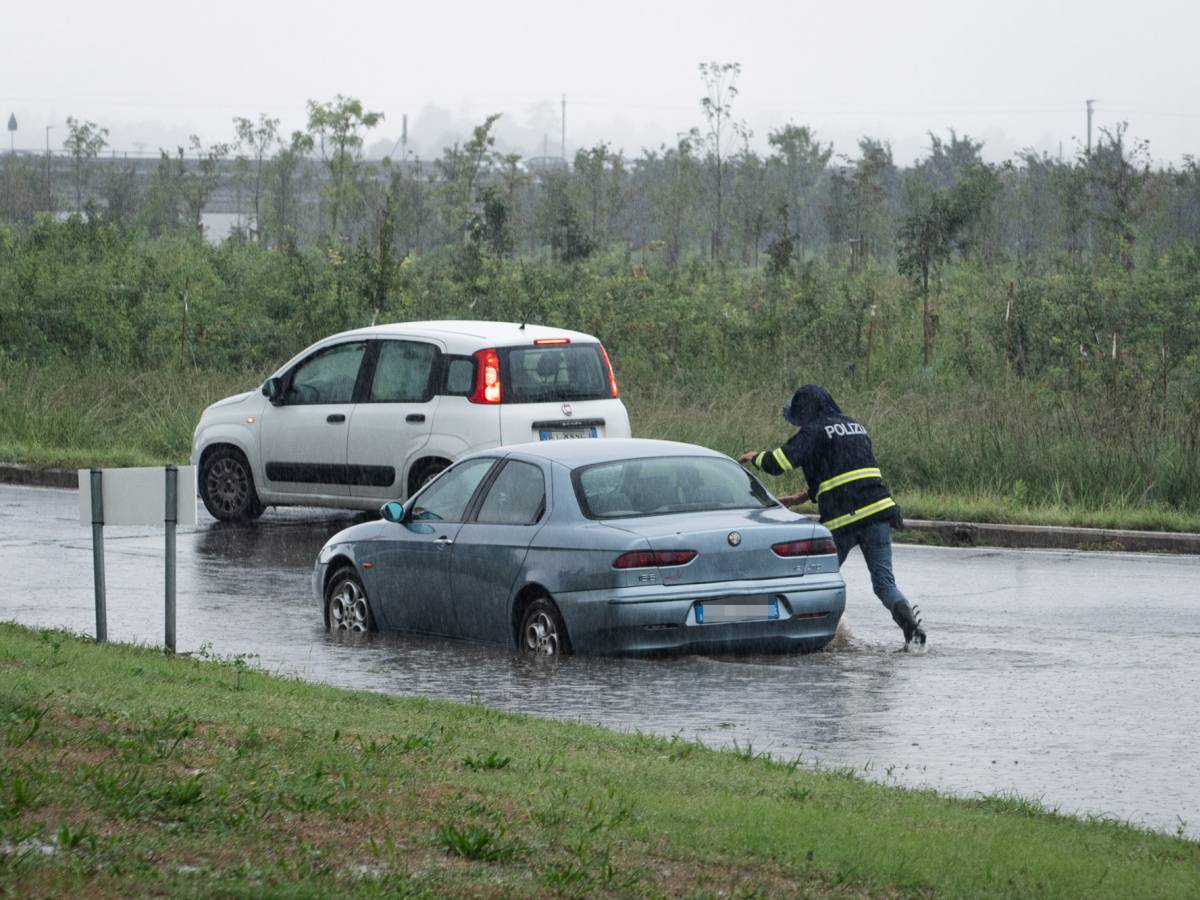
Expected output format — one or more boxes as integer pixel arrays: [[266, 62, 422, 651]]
[[505, 438, 724, 469], [334, 320, 600, 346]]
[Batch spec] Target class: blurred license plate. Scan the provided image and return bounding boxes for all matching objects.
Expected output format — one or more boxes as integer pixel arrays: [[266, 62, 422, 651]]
[[695, 599, 779, 624], [539, 428, 598, 440]]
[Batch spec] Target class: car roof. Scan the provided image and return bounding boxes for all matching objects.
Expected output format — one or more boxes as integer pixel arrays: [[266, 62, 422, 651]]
[[502, 438, 728, 469], [328, 320, 601, 353]]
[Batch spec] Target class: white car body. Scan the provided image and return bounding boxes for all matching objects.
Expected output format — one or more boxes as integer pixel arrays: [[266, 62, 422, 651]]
[[191, 320, 632, 519]]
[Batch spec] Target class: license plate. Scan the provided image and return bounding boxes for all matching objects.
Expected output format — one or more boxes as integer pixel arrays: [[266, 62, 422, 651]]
[[539, 427, 598, 440], [695, 598, 779, 624]]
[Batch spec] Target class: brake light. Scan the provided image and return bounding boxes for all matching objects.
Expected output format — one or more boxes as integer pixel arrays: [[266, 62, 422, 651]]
[[534, 337, 571, 345], [598, 343, 619, 398], [772, 538, 837, 557], [613, 550, 697, 569], [470, 348, 501, 404]]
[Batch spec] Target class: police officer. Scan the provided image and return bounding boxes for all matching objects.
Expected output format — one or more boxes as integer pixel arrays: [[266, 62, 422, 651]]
[[738, 384, 926, 648]]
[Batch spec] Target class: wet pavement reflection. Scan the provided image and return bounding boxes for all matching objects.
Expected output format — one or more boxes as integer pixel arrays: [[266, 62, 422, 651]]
[[3, 483, 1199, 837]]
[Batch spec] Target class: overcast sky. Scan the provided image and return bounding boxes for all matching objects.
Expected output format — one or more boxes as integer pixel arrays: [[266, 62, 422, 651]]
[[3, 0, 1197, 166]]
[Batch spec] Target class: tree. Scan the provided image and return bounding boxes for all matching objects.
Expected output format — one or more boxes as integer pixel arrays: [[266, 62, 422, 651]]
[[698, 61, 745, 260], [434, 114, 501, 243], [63, 117, 109, 212], [233, 114, 281, 242], [264, 130, 315, 248], [1090, 123, 1150, 271], [767, 124, 832, 257], [898, 163, 996, 366], [306, 96, 384, 241], [183, 136, 230, 236], [847, 138, 895, 270]]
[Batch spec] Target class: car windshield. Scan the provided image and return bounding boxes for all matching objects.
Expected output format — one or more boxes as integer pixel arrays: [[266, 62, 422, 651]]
[[574, 456, 775, 518], [502, 344, 611, 403]]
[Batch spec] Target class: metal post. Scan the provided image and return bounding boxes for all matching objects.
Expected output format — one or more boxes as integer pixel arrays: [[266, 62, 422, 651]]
[[164, 465, 177, 653], [90, 469, 107, 642]]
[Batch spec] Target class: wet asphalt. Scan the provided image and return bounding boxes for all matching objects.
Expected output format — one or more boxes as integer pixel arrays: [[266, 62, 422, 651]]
[[2, 482, 1198, 838]]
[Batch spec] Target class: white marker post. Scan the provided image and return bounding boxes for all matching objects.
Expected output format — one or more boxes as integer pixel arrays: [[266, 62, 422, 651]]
[[79, 466, 197, 650]]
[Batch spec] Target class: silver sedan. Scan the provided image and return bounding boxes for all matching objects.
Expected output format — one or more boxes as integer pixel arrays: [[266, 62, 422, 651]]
[[313, 439, 845, 655]]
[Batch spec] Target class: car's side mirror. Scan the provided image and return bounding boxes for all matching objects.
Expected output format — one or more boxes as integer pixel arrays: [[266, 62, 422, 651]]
[[380, 500, 406, 523], [262, 377, 285, 405]]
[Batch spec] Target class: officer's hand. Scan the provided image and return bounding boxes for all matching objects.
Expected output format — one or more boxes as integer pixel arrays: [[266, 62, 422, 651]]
[[737, 451, 757, 465]]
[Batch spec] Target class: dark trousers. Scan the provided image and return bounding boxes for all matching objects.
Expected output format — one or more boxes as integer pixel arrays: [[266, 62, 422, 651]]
[[832, 519, 909, 611]]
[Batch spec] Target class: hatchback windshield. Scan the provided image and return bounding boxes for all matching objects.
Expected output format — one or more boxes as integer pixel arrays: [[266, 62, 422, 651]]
[[574, 456, 775, 518], [502, 344, 611, 403]]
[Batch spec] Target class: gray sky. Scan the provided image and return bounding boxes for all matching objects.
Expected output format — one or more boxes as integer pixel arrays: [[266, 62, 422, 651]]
[[3, 0, 1197, 165]]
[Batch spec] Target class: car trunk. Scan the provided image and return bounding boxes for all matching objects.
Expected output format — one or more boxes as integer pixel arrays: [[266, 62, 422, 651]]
[[613, 509, 825, 586]]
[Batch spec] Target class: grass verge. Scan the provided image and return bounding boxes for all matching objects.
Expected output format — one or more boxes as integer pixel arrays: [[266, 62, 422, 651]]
[[1, 623, 1198, 897]]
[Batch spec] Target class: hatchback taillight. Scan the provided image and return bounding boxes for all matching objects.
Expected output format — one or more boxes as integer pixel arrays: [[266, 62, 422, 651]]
[[613, 550, 697, 569], [771, 538, 836, 557], [470, 348, 501, 404], [598, 343, 619, 398]]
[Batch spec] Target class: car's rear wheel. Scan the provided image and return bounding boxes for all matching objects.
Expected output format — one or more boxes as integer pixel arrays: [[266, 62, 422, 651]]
[[519, 597, 571, 656], [325, 568, 376, 633], [201, 447, 265, 522]]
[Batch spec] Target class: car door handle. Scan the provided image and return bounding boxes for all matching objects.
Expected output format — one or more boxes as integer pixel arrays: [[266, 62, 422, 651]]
[[434, 536, 453, 549], [326, 413, 346, 424], [406, 414, 425, 423]]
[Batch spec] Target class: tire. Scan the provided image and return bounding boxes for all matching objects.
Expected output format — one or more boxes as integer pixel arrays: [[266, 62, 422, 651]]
[[325, 568, 377, 633], [200, 447, 265, 522], [518, 597, 571, 657], [407, 459, 449, 498]]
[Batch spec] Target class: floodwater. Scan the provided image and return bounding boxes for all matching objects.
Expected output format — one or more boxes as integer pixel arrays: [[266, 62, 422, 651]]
[[2, 482, 1198, 838]]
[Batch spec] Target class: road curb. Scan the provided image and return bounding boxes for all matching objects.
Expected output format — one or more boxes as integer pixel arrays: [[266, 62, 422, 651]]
[[903, 518, 1200, 555], [3, 462, 1198, 555], [0, 463, 78, 490]]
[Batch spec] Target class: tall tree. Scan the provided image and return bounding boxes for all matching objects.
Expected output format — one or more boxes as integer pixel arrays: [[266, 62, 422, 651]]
[[306, 96, 384, 241], [233, 114, 281, 242], [63, 117, 109, 212], [182, 136, 230, 236], [767, 124, 832, 257], [434, 114, 501, 243], [698, 61, 745, 260]]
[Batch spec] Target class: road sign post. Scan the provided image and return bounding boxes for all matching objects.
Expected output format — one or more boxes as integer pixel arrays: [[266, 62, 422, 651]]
[[90, 468, 107, 642], [79, 466, 196, 649], [165, 465, 178, 653]]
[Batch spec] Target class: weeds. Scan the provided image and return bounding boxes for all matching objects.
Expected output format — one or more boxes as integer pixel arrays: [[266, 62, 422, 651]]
[[462, 751, 510, 771], [436, 822, 519, 862]]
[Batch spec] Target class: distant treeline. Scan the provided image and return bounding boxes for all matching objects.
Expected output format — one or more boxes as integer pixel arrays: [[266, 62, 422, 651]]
[[1, 91, 1198, 276]]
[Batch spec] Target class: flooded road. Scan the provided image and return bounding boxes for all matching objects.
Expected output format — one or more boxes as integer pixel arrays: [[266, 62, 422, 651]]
[[2, 482, 1198, 837]]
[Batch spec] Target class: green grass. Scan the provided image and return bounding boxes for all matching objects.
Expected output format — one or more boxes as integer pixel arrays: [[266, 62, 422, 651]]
[[2, 622, 1198, 897]]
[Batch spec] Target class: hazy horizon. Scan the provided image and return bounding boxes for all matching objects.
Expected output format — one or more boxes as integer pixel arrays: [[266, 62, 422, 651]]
[[3, 0, 1197, 167]]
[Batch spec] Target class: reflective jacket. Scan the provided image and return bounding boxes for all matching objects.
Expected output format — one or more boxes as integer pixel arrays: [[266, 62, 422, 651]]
[[752, 385, 900, 532]]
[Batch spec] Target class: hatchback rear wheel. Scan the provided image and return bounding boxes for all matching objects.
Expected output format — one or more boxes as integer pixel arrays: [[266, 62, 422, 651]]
[[519, 597, 570, 656]]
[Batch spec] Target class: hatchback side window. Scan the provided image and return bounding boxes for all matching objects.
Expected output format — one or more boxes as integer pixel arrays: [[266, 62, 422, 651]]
[[410, 458, 495, 522], [369, 340, 438, 403], [476, 460, 546, 525], [285, 341, 367, 405]]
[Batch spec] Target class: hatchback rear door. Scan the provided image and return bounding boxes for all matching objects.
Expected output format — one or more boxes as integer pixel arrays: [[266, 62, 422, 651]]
[[347, 338, 441, 501]]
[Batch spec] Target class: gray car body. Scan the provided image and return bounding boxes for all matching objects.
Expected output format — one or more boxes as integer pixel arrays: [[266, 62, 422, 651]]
[[313, 439, 846, 654]]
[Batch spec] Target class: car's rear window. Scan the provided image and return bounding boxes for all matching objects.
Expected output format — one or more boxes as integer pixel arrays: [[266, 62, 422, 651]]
[[502, 344, 611, 403], [574, 456, 775, 519]]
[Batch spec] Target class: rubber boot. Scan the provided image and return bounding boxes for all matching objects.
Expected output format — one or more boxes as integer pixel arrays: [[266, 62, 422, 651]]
[[890, 601, 927, 647]]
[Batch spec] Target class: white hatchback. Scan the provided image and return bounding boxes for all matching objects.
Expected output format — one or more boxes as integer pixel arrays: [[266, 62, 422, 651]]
[[190, 320, 632, 520]]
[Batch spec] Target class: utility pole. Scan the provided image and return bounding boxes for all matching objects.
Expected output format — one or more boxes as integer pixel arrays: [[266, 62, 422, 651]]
[[6, 113, 16, 154], [560, 93, 566, 162], [1086, 99, 1096, 155]]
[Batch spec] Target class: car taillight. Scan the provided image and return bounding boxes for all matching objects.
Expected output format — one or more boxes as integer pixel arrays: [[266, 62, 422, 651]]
[[598, 343, 619, 398], [771, 538, 836, 557], [535, 337, 570, 345], [613, 550, 697, 569], [470, 348, 501, 404]]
